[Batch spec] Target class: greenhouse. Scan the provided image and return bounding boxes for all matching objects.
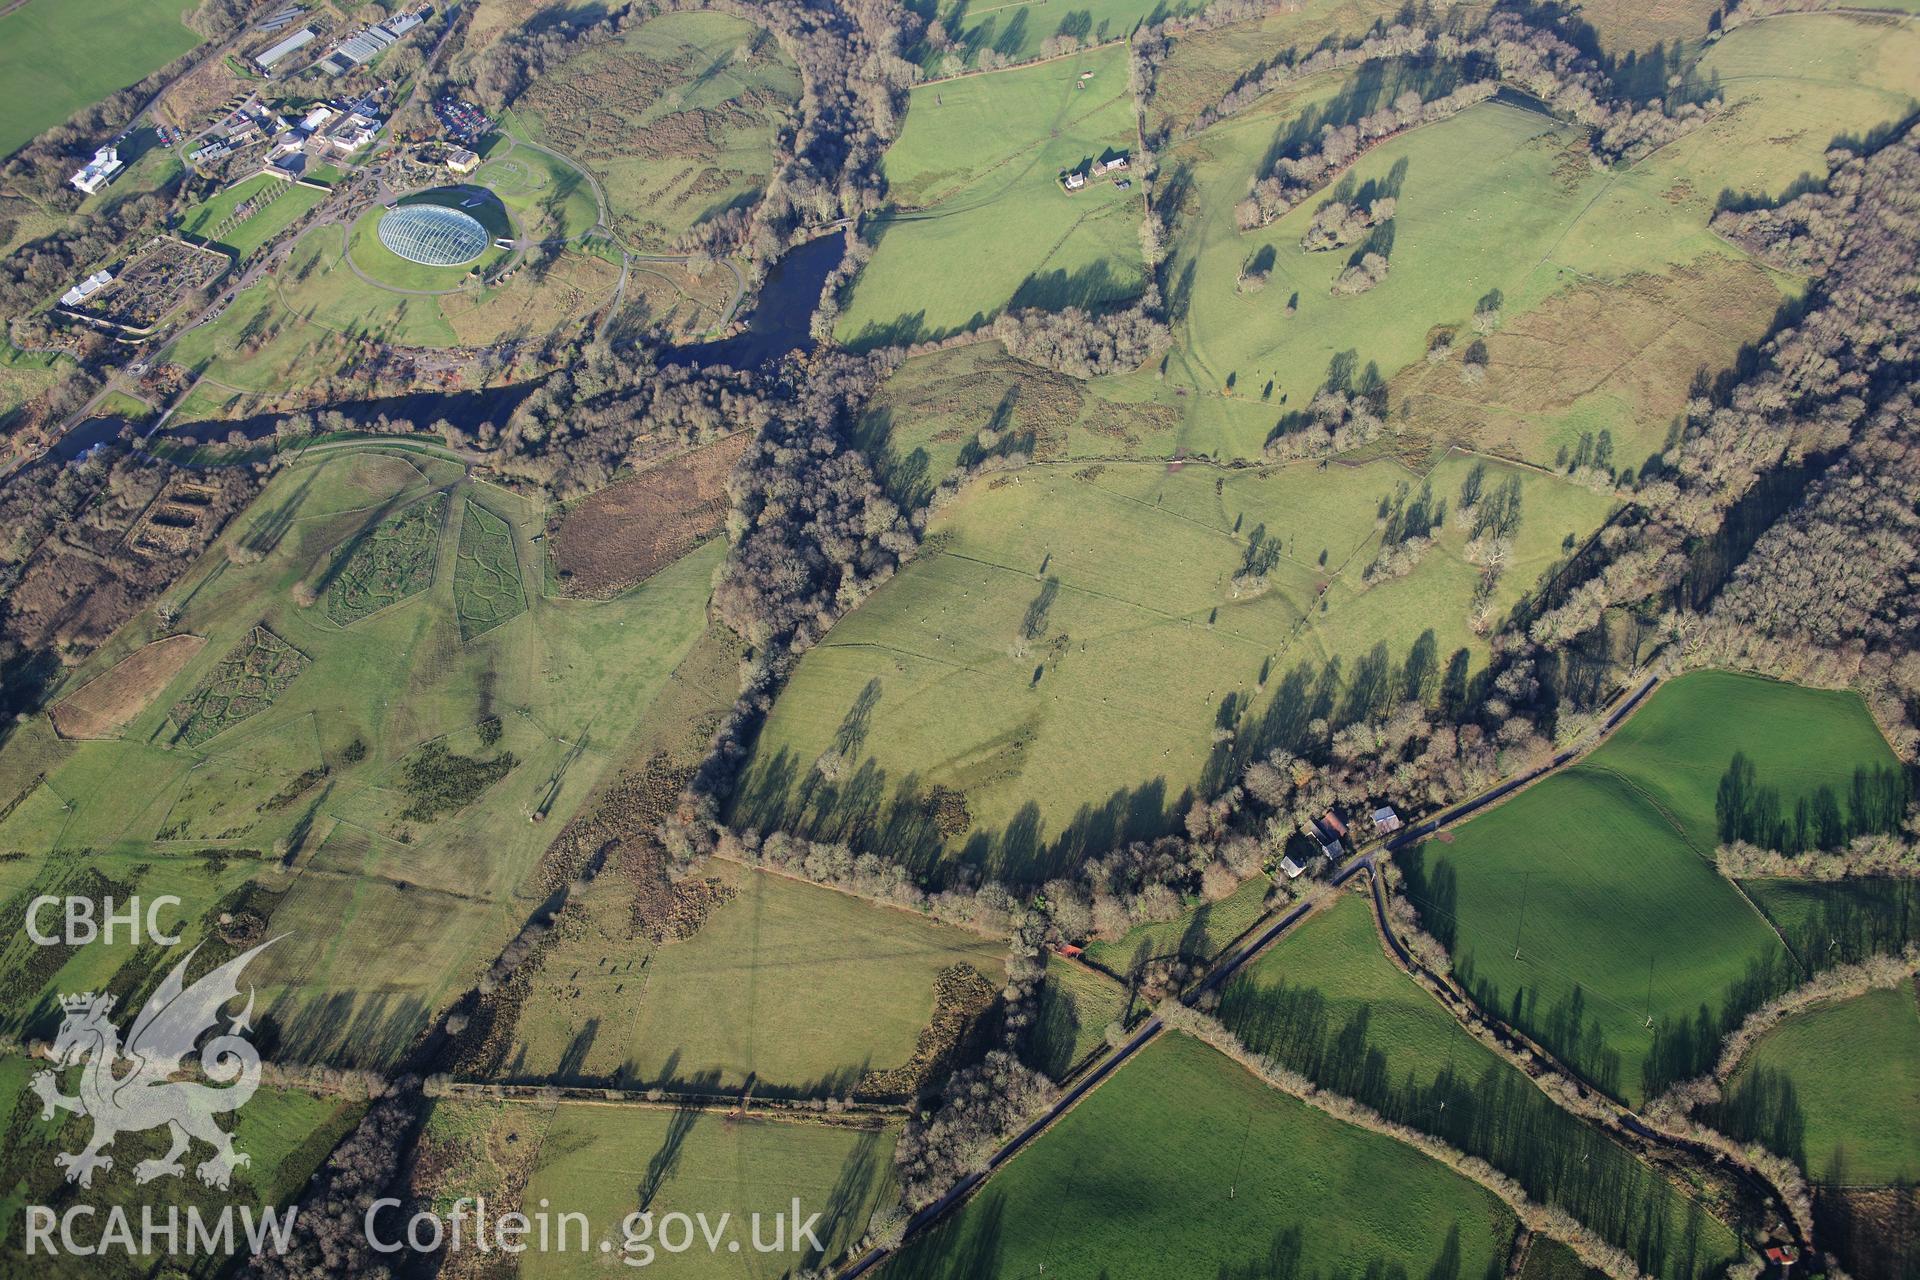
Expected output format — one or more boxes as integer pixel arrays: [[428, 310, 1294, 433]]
[[376, 203, 491, 267]]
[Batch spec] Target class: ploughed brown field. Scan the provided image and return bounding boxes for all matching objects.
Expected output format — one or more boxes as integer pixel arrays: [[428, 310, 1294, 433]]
[[48, 632, 206, 739], [549, 432, 746, 598]]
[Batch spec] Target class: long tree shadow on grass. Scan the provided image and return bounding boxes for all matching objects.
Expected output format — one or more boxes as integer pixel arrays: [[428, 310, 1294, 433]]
[[637, 1093, 701, 1212], [729, 626, 1541, 886], [553, 1016, 600, 1083], [854, 408, 936, 510], [1018, 975, 1083, 1079], [1704, 1066, 1808, 1170], [237, 463, 321, 557], [842, 305, 997, 353], [254, 989, 432, 1071], [810, 1129, 886, 1269], [883, 1193, 1007, 1280], [303, 485, 444, 602], [1215, 970, 1721, 1279], [1006, 259, 1133, 316], [1259, 60, 1477, 178]]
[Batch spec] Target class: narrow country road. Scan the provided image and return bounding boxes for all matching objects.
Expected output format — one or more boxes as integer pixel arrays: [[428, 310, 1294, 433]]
[[836, 670, 1662, 1278]]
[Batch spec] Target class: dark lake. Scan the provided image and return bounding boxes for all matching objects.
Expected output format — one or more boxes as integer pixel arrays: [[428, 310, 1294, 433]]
[[50, 416, 130, 461], [665, 233, 843, 370]]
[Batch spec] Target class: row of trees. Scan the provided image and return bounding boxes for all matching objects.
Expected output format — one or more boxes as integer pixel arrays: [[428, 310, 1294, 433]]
[[1715, 753, 1913, 855], [1174, 21, 1445, 143], [1301, 195, 1396, 251], [1237, 79, 1499, 229], [1215, 973, 1726, 1279], [1224, 4, 1721, 231], [987, 299, 1172, 379], [239, 1088, 415, 1279], [1364, 480, 1442, 582], [1645, 881, 1920, 1099], [893, 1049, 1056, 1209]]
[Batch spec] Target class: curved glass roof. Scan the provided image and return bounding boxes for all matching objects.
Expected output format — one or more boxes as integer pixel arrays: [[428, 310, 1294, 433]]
[[377, 204, 490, 266]]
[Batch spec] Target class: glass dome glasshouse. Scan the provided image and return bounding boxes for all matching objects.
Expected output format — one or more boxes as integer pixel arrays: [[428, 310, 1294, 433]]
[[377, 203, 491, 266]]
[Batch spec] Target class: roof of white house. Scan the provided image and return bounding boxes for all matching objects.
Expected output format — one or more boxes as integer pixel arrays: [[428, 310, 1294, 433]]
[[70, 147, 124, 194]]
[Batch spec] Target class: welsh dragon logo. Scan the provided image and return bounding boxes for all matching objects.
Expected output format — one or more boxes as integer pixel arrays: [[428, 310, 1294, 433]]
[[31, 939, 276, 1190]]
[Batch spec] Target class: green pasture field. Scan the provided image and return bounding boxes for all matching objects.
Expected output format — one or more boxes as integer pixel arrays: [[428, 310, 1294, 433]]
[[1741, 877, 1920, 951], [1522, 1237, 1610, 1280], [1573, 0, 1720, 55], [1621, 13, 1920, 210], [1028, 954, 1130, 1078], [1721, 983, 1920, 1185], [1114, 14, 1920, 467], [504, 857, 1007, 1094], [0, 1052, 364, 1267], [919, 0, 1182, 73], [0, 0, 201, 159], [323, 489, 447, 626], [97, 390, 153, 422], [0, 342, 66, 425], [1159, 92, 1644, 447], [852, 340, 1075, 492], [168, 622, 311, 746], [0, 449, 723, 1068], [734, 451, 1613, 873], [516, 1102, 897, 1279], [1399, 763, 1779, 1104], [1540, 13, 1920, 263], [156, 721, 326, 841], [886, 1031, 1517, 1279], [1579, 669, 1900, 854], [454, 497, 528, 639], [179, 173, 329, 259], [0, 840, 264, 1041], [1396, 673, 1895, 1103], [1080, 872, 1275, 974], [1234, 893, 1506, 1090], [601, 619, 748, 771], [837, 43, 1145, 346], [78, 126, 184, 221], [508, 10, 800, 248], [170, 228, 462, 382], [166, 378, 243, 426], [0, 189, 63, 262]]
